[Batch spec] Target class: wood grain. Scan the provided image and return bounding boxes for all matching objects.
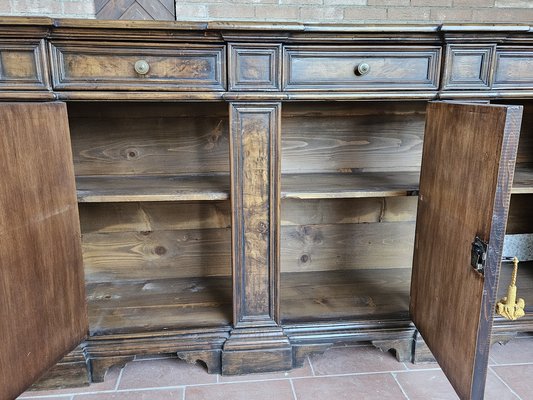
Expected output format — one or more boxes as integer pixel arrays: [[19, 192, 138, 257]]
[[50, 42, 225, 91], [281, 268, 411, 323], [283, 46, 441, 91], [281, 102, 426, 173], [96, 0, 175, 21], [76, 174, 229, 202], [0, 40, 50, 90], [410, 102, 522, 400], [281, 221, 415, 273], [507, 195, 533, 234], [68, 102, 229, 177], [87, 276, 232, 335], [282, 172, 419, 199], [0, 103, 86, 400]]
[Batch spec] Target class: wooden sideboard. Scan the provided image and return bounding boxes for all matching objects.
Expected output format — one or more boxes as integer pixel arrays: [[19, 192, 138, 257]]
[[1, 17, 533, 400]]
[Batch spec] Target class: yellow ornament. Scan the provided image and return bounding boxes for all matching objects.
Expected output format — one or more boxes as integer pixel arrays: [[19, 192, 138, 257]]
[[496, 257, 525, 321]]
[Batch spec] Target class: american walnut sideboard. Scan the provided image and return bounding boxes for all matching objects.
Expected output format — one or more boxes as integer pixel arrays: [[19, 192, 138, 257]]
[[1, 17, 532, 400]]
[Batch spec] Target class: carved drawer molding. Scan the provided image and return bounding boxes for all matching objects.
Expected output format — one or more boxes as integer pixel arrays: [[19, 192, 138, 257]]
[[442, 44, 496, 90], [282, 46, 441, 91], [229, 44, 281, 91], [493, 47, 533, 90], [0, 40, 49, 90], [49, 41, 226, 91]]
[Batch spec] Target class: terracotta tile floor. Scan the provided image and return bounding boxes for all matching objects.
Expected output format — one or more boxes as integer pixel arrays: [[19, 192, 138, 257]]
[[19, 335, 533, 400]]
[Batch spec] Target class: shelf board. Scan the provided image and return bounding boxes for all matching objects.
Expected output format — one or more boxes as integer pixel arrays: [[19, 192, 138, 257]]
[[76, 174, 230, 203], [87, 276, 232, 336], [513, 166, 533, 194], [281, 268, 411, 323], [282, 172, 420, 199]]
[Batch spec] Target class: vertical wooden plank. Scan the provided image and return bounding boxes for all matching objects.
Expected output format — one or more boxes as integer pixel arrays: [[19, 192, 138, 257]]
[[222, 103, 291, 375], [0, 103, 86, 399], [410, 102, 522, 400]]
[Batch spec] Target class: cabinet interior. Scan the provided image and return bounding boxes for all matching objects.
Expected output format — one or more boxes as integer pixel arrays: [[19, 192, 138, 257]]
[[280, 101, 425, 323], [68, 102, 232, 336]]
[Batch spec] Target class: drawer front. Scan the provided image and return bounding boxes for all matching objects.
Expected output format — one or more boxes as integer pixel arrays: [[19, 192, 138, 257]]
[[442, 44, 495, 90], [50, 42, 226, 91], [0, 40, 49, 90], [229, 44, 281, 91], [283, 46, 441, 91], [493, 47, 533, 89]]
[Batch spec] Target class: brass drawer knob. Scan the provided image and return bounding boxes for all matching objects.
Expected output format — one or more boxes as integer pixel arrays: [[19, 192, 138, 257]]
[[134, 60, 150, 75], [355, 62, 370, 76]]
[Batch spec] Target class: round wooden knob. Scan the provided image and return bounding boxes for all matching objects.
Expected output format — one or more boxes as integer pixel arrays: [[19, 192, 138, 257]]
[[134, 60, 150, 75], [355, 62, 370, 76]]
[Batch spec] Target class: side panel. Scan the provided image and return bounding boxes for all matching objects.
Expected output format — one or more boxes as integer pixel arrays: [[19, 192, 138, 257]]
[[0, 103, 86, 399], [410, 102, 522, 400]]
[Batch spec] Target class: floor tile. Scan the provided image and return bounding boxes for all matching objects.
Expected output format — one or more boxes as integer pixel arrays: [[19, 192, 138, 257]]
[[490, 338, 533, 365], [292, 374, 406, 400], [218, 357, 313, 383], [18, 367, 121, 398], [394, 370, 458, 400], [118, 358, 216, 390], [310, 345, 407, 375], [74, 389, 183, 400], [492, 364, 533, 400], [394, 369, 518, 400], [184, 380, 294, 400], [403, 361, 441, 370]]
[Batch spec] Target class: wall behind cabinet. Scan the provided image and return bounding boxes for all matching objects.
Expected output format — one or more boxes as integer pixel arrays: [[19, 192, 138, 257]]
[[0, 0, 533, 23]]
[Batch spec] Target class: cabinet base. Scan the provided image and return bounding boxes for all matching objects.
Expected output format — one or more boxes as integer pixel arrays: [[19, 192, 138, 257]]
[[221, 326, 292, 375]]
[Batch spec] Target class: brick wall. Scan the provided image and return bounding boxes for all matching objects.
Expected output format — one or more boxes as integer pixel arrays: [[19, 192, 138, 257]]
[[0, 0, 532, 24], [176, 0, 533, 24], [0, 0, 95, 18]]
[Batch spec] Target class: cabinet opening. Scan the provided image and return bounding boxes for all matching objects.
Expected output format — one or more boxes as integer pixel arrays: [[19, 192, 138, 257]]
[[68, 102, 232, 335], [279, 101, 426, 323]]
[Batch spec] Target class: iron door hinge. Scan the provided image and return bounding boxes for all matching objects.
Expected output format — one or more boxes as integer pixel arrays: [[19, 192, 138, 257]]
[[471, 236, 488, 275]]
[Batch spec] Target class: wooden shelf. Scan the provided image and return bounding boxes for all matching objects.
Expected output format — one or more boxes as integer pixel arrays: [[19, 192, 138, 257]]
[[281, 172, 420, 199], [87, 276, 232, 335], [513, 166, 533, 194], [281, 268, 411, 323], [76, 174, 230, 203]]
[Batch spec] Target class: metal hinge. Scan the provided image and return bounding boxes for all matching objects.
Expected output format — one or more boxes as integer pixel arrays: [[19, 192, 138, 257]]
[[471, 236, 488, 274]]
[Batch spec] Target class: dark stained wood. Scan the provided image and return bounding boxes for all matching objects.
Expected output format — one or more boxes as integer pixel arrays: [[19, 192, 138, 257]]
[[83, 227, 231, 283], [410, 102, 522, 400], [281, 102, 426, 174], [507, 195, 533, 234], [99, 0, 174, 20], [229, 44, 282, 91], [442, 44, 494, 90], [50, 42, 225, 91], [223, 102, 292, 374], [96, 0, 175, 21], [79, 201, 231, 234], [281, 221, 415, 272], [494, 47, 533, 89], [282, 172, 420, 199], [281, 196, 418, 226], [283, 46, 441, 91], [68, 102, 229, 177], [0, 39, 50, 90], [0, 103, 86, 400], [76, 174, 230, 202], [281, 268, 411, 323], [87, 276, 232, 335]]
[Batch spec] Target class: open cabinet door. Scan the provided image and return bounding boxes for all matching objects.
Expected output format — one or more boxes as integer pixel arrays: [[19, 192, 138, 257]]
[[410, 102, 523, 400], [0, 103, 87, 400]]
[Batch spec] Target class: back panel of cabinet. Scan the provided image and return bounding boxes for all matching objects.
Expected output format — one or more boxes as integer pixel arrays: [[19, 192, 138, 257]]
[[68, 102, 232, 336]]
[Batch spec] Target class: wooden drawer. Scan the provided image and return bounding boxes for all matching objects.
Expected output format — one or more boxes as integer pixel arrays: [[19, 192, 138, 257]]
[[49, 42, 226, 91], [493, 47, 533, 89], [0, 40, 49, 90], [442, 44, 495, 90], [283, 46, 441, 91]]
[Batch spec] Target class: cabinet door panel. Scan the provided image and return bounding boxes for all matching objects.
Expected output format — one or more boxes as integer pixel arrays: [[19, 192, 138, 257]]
[[0, 103, 86, 400], [410, 102, 522, 400]]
